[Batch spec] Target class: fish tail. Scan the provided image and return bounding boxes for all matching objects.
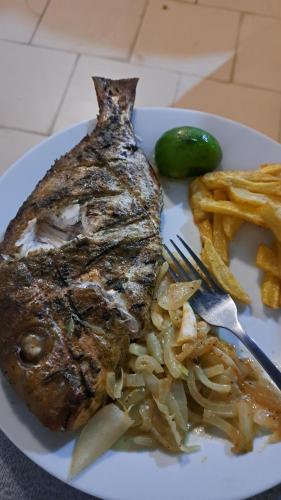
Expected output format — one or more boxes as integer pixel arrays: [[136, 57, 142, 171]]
[[93, 77, 138, 124]]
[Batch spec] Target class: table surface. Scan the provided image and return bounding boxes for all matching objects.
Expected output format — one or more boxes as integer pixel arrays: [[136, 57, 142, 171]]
[[0, 430, 280, 500]]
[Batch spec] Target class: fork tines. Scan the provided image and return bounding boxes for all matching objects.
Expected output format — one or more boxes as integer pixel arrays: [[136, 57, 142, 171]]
[[164, 235, 222, 292]]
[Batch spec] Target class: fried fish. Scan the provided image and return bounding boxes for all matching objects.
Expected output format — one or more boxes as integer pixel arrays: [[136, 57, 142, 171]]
[[0, 77, 162, 431]]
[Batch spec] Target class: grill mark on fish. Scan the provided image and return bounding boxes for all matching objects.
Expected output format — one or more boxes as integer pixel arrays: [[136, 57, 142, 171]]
[[0, 77, 162, 431]]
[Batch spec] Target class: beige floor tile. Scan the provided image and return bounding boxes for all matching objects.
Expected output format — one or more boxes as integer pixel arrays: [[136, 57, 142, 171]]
[[174, 76, 281, 139], [33, 0, 146, 59], [53, 55, 179, 132], [132, 0, 240, 81], [0, 128, 45, 175], [0, 40, 76, 133], [234, 15, 281, 92], [199, 0, 281, 18], [0, 0, 48, 42]]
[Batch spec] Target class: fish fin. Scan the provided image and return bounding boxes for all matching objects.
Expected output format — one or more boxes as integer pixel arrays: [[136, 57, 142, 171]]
[[93, 77, 138, 123]]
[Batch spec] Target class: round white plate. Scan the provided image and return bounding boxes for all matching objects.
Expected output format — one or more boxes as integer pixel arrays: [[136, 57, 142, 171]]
[[1, 108, 281, 500]]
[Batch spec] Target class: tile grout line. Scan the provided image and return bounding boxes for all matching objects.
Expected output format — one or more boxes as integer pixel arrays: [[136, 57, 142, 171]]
[[1, 35, 281, 98], [128, 0, 150, 61], [278, 99, 281, 143], [47, 54, 80, 135], [0, 125, 48, 137], [229, 11, 243, 83], [171, 73, 183, 106], [170, 0, 281, 21], [28, 0, 51, 44]]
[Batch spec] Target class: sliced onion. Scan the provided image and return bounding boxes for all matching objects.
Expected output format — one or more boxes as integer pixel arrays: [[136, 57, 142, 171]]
[[195, 365, 231, 393], [169, 308, 183, 328], [143, 372, 160, 398], [204, 364, 225, 378], [237, 400, 253, 452], [203, 409, 239, 447], [176, 302, 197, 345], [105, 369, 124, 399], [146, 332, 163, 364], [166, 392, 188, 432], [187, 370, 237, 417], [158, 281, 201, 311], [70, 404, 133, 477], [153, 397, 183, 447], [151, 301, 164, 330], [124, 373, 145, 387], [129, 343, 147, 356], [163, 327, 188, 379], [171, 380, 188, 423], [135, 354, 164, 374]]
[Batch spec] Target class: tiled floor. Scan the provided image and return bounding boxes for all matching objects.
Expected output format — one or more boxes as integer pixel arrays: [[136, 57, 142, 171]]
[[1, 0, 281, 173]]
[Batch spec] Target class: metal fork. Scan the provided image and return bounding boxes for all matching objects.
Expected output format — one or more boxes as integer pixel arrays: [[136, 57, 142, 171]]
[[164, 234, 281, 391]]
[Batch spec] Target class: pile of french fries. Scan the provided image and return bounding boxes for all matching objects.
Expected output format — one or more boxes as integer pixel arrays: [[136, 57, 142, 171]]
[[189, 163, 281, 309]]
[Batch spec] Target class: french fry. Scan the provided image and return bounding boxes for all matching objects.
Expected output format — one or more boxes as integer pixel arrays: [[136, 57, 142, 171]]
[[199, 199, 265, 227], [256, 244, 280, 279], [189, 178, 212, 223], [276, 241, 281, 272], [260, 163, 281, 177], [201, 171, 279, 190], [261, 272, 280, 309], [212, 190, 228, 263], [227, 186, 278, 207], [201, 237, 250, 304], [259, 204, 281, 242], [198, 219, 213, 241], [222, 215, 243, 240]]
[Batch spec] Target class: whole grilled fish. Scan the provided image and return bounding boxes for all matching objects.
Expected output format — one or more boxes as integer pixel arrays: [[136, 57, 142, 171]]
[[0, 77, 162, 431]]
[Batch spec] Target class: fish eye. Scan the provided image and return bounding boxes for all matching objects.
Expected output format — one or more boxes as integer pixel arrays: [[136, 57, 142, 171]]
[[19, 333, 46, 364]]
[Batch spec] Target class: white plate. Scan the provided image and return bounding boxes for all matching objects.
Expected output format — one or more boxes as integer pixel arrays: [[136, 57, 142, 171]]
[[1, 108, 281, 500]]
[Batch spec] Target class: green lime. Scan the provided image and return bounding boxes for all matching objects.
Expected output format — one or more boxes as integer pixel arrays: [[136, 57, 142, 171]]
[[154, 126, 222, 179]]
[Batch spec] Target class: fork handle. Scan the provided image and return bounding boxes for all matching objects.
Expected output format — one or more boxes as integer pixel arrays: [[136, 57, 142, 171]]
[[230, 323, 281, 391]]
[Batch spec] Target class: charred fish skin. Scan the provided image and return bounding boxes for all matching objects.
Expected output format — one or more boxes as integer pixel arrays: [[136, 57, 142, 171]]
[[0, 77, 162, 431]]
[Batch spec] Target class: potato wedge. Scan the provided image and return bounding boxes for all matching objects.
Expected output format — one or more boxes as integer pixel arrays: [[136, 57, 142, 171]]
[[198, 219, 213, 241], [189, 178, 212, 223], [256, 244, 280, 279], [201, 237, 250, 304], [199, 199, 265, 227], [213, 190, 228, 263], [259, 204, 281, 242], [222, 215, 243, 240], [261, 272, 280, 309]]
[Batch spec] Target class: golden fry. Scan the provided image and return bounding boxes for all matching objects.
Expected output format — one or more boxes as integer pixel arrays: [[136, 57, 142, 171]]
[[189, 178, 212, 223], [256, 244, 280, 279], [212, 190, 228, 263], [198, 219, 213, 241], [261, 272, 280, 309], [199, 199, 265, 227], [201, 237, 250, 304], [201, 171, 279, 190], [227, 186, 279, 207], [213, 189, 227, 201], [222, 215, 243, 240], [276, 241, 281, 272], [260, 163, 281, 177], [258, 204, 281, 242]]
